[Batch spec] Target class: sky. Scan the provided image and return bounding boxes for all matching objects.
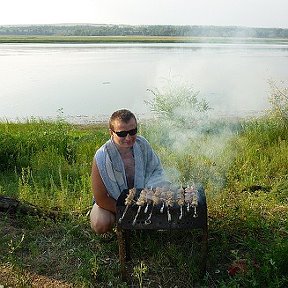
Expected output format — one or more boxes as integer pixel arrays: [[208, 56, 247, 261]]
[[0, 0, 287, 28]]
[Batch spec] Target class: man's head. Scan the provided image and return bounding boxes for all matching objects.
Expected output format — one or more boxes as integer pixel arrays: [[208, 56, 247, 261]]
[[109, 109, 137, 131], [109, 109, 138, 148]]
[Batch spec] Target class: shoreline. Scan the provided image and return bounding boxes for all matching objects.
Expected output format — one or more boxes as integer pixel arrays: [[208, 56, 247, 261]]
[[1, 35, 288, 45], [0, 109, 268, 126]]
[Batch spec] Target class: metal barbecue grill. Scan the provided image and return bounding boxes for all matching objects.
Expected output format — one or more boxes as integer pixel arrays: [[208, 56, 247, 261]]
[[116, 185, 208, 280]]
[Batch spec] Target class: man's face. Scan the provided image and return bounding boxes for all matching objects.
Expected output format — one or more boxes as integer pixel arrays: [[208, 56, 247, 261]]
[[110, 118, 137, 148]]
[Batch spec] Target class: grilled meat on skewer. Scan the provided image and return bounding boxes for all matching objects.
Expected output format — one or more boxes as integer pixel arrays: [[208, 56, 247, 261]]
[[177, 187, 185, 220], [144, 187, 161, 225], [184, 187, 193, 212], [191, 189, 198, 218], [165, 190, 174, 222], [132, 189, 147, 225], [118, 188, 136, 223], [144, 188, 153, 213]]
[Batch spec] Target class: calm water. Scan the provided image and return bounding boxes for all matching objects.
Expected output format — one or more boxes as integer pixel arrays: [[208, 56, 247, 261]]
[[1, 43, 288, 123]]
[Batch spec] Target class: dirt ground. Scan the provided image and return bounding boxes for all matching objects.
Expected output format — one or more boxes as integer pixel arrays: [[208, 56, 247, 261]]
[[0, 213, 74, 288], [0, 264, 73, 288]]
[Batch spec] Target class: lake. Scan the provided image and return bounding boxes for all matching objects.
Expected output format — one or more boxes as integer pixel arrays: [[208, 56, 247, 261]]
[[1, 42, 288, 123]]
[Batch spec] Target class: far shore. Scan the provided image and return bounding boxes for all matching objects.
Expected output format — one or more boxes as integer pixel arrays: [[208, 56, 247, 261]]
[[0, 109, 268, 127], [1, 35, 288, 45]]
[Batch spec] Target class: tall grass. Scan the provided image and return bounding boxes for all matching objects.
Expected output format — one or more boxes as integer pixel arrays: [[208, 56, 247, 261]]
[[0, 120, 108, 212]]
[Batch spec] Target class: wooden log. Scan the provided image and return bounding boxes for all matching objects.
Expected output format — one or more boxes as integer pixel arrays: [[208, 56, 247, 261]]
[[0, 195, 68, 220], [0, 196, 20, 213]]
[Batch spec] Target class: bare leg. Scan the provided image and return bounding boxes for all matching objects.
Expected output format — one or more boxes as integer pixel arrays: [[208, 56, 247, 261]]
[[90, 203, 116, 234]]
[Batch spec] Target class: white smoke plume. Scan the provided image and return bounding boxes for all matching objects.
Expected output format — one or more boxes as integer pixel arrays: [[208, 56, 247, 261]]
[[144, 79, 239, 192]]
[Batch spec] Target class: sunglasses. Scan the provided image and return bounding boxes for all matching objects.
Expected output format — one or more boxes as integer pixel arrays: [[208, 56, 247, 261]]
[[112, 127, 137, 137]]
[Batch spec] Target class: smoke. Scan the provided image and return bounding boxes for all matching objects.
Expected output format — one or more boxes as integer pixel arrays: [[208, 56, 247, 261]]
[[144, 80, 239, 192]]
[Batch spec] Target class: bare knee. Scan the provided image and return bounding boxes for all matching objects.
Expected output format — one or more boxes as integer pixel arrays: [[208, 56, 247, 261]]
[[90, 204, 115, 234], [90, 218, 113, 234]]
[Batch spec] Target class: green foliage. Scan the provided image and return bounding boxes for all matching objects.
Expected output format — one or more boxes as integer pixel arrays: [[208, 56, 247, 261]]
[[146, 82, 210, 129], [0, 120, 108, 211], [133, 261, 148, 288], [271, 178, 288, 203], [226, 117, 288, 192]]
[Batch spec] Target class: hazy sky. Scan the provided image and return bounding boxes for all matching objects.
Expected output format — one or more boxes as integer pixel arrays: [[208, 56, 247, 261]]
[[0, 0, 287, 28]]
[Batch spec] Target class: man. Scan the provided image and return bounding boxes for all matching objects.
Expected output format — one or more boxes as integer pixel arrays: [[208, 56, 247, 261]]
[[90, 109, 166, 234]]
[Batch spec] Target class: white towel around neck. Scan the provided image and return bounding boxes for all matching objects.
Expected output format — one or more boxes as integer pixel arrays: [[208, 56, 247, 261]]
[[95, 136, 166, 200]]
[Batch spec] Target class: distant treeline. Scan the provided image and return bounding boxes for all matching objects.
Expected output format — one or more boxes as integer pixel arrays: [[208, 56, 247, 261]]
[[0, 24, 288, 38]]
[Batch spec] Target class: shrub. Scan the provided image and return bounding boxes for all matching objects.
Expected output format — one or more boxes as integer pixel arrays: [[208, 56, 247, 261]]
[[268, 79, 288, 127]]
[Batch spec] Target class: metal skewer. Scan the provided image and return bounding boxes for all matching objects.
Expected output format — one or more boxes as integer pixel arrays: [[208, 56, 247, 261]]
[[177, 187, 185, 220], [179, 205, 183, 220], [119, 205, 129, 223], [165, 190, 174, 223], [167, 207, 171, 222], [144, 206, 153, 225], [132, 205, 142, 225], [192, 189, 198, 218]]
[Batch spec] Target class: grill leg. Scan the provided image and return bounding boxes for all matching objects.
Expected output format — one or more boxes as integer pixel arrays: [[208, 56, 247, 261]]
[[116, 227, 131, 281], [200, 224, 208, 277], [124, 229, 131, 261], [116, 226, 127, 280]]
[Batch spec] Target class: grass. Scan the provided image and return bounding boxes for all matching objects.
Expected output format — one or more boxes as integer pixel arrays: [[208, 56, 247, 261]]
[[1, 35, 288, 44], [0, 114, 288, 287]]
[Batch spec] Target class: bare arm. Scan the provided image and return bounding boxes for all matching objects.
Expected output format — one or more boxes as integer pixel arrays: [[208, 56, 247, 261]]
[[91, 158, 116, 214]]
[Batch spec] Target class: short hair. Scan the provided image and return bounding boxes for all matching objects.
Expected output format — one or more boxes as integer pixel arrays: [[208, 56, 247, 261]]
[[109, 109, 137, 130]]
